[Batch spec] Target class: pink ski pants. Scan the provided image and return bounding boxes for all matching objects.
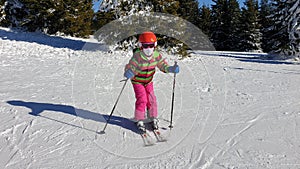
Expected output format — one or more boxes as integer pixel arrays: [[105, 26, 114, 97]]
[[132, 82, 158, 120]]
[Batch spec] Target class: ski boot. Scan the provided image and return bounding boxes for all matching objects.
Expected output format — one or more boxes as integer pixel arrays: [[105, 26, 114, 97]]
[[150, 118, 159, 130], [137, 120, 146, 134]]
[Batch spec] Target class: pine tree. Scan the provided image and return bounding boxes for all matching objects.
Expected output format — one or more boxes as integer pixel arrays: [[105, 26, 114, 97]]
[[226, 0, 242, 51], [151, 0, 198, 57], [116, 0, 153, 18], [61, 0, 94, 37], [198, 5, 211, 36], [259, 0, 273, 52], [92, 10, 115, 32], [96, 0, 155, 50], [96, 0, 190, 55], [45, 1, 66, 35], [177, 0, 200, 25], [286, 0, 300, 57], [21, 0, 57, 32], [150, 0, 180, 15], [271, 0, 289, 54], [92, 0, 118, 32], [1, 0, 93, 37], [95, 0, 206, 57], [211, 0, 228, 50], [0, 0, 6, 24], [211, 0, 241, 51], [0, 0, 28, 27], [240, 0, 261, 51], [267, 0, 299, 58]]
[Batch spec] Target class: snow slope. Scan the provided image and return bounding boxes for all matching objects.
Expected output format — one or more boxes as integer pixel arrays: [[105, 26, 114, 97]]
[[1, 27, 300, 169]]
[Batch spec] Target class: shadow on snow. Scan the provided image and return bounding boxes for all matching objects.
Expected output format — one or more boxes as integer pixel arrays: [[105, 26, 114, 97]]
[[196, 51, 299, 65], [6, 100, 140, 134], [0, 28, 108, 51]]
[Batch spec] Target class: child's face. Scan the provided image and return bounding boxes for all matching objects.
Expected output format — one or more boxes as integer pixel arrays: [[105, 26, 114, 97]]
[[142, 43, 155, 57]]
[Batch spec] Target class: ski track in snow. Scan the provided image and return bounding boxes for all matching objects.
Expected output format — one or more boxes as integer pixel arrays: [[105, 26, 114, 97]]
[[1, 28, 300, 168]]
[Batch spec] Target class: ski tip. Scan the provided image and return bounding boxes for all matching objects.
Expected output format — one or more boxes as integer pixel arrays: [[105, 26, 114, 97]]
[[98, 130, 106, 135], [144, 143, 155, 147]]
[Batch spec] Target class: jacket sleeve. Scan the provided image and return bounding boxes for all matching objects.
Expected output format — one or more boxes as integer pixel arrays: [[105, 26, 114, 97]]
[[125, 53, 140, 75], [156, 54, 170, 73]]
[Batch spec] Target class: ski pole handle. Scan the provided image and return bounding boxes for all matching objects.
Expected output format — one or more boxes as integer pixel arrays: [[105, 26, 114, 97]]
[[173, 61, 178, 74], [174, 61, 178, 67]]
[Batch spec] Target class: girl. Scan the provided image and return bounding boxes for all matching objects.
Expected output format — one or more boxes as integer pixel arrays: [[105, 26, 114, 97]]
[[124, 31, 179, 133]]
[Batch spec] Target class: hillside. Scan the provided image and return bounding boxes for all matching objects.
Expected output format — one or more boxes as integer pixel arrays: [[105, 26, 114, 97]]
[[1, 28, 300, 169]]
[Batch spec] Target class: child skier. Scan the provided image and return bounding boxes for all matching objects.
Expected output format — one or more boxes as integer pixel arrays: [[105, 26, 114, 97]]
[[124, 31, 179, 133]]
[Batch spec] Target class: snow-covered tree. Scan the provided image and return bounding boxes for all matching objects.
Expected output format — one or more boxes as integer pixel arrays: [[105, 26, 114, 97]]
[[96, 0, 195, 57], [20, 0, 62, 32], [240, 0, 261, 51], [59, 0, 94, 37], [95, 0, 153, 50], [0, 0, 6, 23], [0, 0, 93, 37], [98, 0, 152, 19], [286, 0, 300, 58], [266, 0, 299, 58], [0, 0, 27, 27], [265, 0, 289, 56], [150, 0, 179, 15]]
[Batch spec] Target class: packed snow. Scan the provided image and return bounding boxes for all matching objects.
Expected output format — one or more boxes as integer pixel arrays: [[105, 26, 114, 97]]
[[1, 27, 300, 168]]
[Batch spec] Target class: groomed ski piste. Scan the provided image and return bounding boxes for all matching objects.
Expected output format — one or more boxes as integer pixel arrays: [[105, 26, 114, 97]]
[[1, 27, 300, 168]]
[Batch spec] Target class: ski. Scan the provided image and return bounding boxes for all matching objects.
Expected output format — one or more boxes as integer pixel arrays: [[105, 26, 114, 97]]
[[140, 131, 155, 146], [152, 129, 167, 142], [135, 119, 168, 146]]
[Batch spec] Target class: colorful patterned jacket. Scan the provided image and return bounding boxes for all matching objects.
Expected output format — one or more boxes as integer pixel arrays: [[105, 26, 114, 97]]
[[125, 49, 170, 85]]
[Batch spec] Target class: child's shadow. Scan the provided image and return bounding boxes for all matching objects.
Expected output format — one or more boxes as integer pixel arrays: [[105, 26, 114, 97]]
[[7, 100, 139, 134]]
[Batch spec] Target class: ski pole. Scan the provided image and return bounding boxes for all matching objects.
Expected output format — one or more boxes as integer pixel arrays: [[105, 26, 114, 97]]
[[100, 79, 129, 134], [169, 61, 177, 128]]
